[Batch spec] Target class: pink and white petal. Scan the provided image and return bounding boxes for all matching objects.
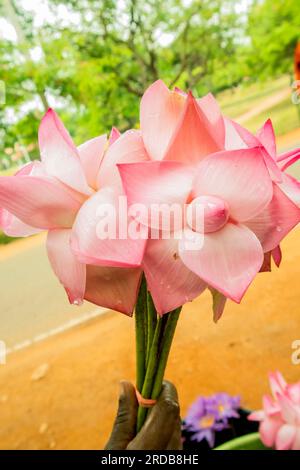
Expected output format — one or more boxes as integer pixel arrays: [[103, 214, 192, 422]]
[[143, 235, 207, 315], [179, 223, 263, 303], [208, 287, 227, 323], [38, 109, 91, 195], [85, 265, 142, 315], [286, 383, 300, 405], [260, 146, 282, 183], [97, 130, 149, 190], [269, 371, 287, 396], [78, 134, 107, 189], [277, 393, 300, 424], [263, 394, 281, 416], [118, 160, 193, 230], [259, 417, 282, 448], [245, 184, 300, 252], [248, 410, 265, 422], [71, 187, 146, 268], [163, 92, 222, 163], [0, 208, 41, 237], [224, 118, 259, 150], [47, 229, 86, 305], [257, 119, 277, 160], [275, 424, 297, 450], [109, 127, 121, 145], [277, 148, 300, 170], [0, 174, 83, 229], [272, 245, 282, 267], [140, 80, 186, 161], [291, 429, 300, 450], [278, 173, 300, 207], [193, 148, 273, 222], [197, 93, 225, 149], [224, 118, 248, 150]]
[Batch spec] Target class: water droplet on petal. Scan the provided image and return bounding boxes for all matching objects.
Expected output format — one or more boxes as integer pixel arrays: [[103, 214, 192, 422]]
[[276, 226, 282, 232], [73, 298, 83, 306]]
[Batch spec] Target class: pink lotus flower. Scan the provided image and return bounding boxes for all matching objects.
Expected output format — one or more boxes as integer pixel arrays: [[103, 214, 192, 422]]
[[118, 80, 300, 317], [249, 371, 300, 450], [0, 109, 148, 314]]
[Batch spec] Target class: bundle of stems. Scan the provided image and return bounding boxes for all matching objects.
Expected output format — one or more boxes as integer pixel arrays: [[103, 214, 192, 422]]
[[135, 275, 181, 432]]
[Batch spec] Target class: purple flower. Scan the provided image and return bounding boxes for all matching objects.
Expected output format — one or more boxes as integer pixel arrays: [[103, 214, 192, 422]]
[[206, 393, 240, 422], [183, 393, 240, 448]]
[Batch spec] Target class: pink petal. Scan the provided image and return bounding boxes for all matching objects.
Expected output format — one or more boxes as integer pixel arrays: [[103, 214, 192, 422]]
[[286, 383, 300, 405], [257, 119, 277, 159], [0, 174, 84, 229], [225, 118, 260, 149], [224, 118, 248, 150], [140, 80, 186, 161], [248, 410, 265, 422], [109, 127, 121, 145], [272, 245, 282, 267], [85, 265, 142, 315], [278, 173, 300, 207], [225, 119, 281, 181], [259, 417, 282, 448], [71, 187, 146, 268], [85, 266, 142, 316], [118, 160, 193, 230], [78, 134, 107, 189], [263, 394, 281, 416], [208, 287, 227, 323], [269, 371, 287, 396], [245, 184, 300, 252], [38, 109, 91, 195], [97, 130, 149, 190], [0, 208, 41, 237], [47, 229, 86, 305], [197, 93, 225, 149], [179, 223, 264, 302], [291, 429, 300, 450], [193, 148, 273, 222], [277, 393, 300, 424], [163, 92, 222, 163], [277, 148, 300, 171], [276, 424, 297, 450], [143, 236, 207, 315]]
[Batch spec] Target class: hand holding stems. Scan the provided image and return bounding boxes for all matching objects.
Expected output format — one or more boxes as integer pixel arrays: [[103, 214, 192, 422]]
[[105, 381, 182, 450], [135, 275, 181, 432]]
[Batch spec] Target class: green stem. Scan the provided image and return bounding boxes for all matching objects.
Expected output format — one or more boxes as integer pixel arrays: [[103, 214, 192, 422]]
[[135, 275, 147, 392], [146, 291, 157, 365], [136, 316, 164, 432], [151, 307, 181, 400]]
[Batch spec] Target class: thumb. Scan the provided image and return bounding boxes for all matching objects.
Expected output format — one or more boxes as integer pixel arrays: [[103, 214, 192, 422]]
[[104, 381, 138, 450]]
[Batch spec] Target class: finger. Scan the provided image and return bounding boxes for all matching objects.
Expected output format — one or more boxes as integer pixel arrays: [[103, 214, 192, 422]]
[[166, 416, 183, 450], [127, 380, 180, 450], [104, 381, 138, 450]]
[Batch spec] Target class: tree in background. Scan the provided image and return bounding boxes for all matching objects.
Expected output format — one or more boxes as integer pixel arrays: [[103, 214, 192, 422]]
[[247, 0, 300, 79], [0, 0, 244, 168]]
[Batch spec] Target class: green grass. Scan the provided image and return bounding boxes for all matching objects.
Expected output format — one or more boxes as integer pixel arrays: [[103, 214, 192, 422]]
[[243, 97, 300, 136], [0, 165, 18, 176], [217, 75, 290, 118]]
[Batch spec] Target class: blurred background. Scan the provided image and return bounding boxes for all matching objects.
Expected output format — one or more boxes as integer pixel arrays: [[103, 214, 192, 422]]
[[1, 0, 300, 450]]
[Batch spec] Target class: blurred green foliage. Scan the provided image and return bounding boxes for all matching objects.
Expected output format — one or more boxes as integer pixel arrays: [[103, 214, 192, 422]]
[[0, 0, 299, 170]]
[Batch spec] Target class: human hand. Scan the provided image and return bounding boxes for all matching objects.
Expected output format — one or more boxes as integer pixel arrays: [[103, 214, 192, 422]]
[[105, 380, 182, 450]]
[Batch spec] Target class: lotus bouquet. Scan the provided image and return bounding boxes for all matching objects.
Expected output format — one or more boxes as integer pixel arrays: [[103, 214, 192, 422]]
[[1, 80, 300, 433]]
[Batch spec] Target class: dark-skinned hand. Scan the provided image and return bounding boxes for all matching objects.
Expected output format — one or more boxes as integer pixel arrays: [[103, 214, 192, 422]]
[[105, 380, 182, 450]]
